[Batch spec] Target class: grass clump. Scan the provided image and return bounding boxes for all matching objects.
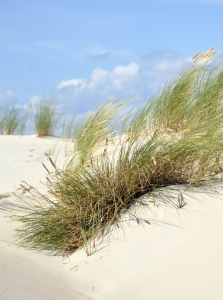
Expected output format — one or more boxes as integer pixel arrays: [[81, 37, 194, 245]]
[[34, 97, 58, 137], [71, 99, 125, 165], [14, 47, 223, 255], [0, 103, 27, 135]]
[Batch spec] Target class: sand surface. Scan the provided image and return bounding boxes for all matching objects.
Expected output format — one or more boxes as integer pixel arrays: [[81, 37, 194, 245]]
[[1, 135, 223, 299]]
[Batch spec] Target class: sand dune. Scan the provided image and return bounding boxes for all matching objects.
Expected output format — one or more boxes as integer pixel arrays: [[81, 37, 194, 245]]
[[1, 135, 223, 299]]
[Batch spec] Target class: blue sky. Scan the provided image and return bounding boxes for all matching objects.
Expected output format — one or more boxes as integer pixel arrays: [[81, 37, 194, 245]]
[[1, 0, 223, 113]]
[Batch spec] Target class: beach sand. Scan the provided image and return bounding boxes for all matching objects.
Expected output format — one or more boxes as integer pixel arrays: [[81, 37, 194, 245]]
[[1, 135, 223, 299]]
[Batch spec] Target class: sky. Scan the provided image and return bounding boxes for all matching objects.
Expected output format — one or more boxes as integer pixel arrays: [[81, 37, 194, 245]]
[[1, 0, 223, 114]]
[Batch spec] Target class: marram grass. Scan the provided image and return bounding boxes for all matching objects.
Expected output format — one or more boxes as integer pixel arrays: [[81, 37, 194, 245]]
[[0, 103, 27, 135], [34, 97, 58, 137], [14, 48, 223, 255], [72, 99, 125, 166]]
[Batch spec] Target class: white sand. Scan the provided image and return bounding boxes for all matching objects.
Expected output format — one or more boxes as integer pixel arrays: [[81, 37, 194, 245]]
[[1, 135, 223, 299]]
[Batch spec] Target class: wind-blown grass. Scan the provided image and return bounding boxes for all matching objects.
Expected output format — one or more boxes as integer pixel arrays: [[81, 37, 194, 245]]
[[72, 99, 125, 165], [14, 48, 223, 255], [0, 103, 27, 135], [34, 97, 58, 137]]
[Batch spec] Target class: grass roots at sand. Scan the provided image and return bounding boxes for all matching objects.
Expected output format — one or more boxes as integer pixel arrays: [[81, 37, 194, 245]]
[[14, 48, 223, 254]]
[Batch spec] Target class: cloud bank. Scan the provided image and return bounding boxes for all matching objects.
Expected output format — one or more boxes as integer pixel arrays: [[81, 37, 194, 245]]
[[56, 51, 190, 112], [0, 51, 191, 118]]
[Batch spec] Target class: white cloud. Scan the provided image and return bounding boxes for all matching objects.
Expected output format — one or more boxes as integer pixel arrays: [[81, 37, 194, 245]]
[[58, 79, 87, 90], [0, 89, 17, 103], [56, 62, 143, 112], [141, 50, 191, 92], [56, 52, 190, 113]]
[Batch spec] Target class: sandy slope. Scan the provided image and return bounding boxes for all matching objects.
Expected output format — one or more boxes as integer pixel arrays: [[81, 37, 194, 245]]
[[1, 135, 223, 299], [0, 135, 89, 300]]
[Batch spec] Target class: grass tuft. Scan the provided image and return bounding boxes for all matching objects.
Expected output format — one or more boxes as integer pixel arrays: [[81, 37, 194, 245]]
[[66, 99, 125, 167], [13, 48, 223, 255], [34, 97, 58, 137], [0, 103, 27, 135]]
